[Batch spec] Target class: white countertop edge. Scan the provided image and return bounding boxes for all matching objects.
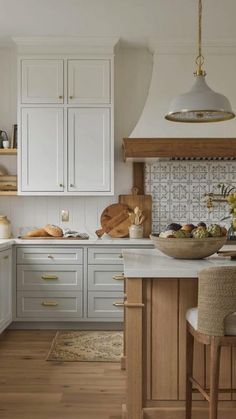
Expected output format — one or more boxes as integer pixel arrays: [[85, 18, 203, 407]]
[[0, 237, 152, 248]]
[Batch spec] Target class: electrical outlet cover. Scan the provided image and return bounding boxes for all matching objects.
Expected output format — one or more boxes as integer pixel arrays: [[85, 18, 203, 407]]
[[61, 210, 69, 222]]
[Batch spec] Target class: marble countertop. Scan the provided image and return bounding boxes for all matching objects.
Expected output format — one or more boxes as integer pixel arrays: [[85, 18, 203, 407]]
[[122, 246, 236, 278]]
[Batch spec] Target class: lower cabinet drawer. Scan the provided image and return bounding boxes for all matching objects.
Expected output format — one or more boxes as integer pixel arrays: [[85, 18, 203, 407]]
[[17, 265, 83, 291], [17, 291, 83, 318], [17, 247, 83, 264], [88, 291, 124, 319], [88, 265, 124, 291]]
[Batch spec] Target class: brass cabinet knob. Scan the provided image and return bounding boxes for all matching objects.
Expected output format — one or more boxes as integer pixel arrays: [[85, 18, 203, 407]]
[[47, 255, 53, 259], [59, 183, 63, 187], [69, 95, 73, 99], [70, 183, 74, 187], [58, 95, 63, 99], [3, 255, 9, 260]]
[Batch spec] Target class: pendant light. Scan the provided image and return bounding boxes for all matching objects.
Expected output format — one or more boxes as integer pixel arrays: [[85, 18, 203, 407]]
[[165, 0, 235, 123]]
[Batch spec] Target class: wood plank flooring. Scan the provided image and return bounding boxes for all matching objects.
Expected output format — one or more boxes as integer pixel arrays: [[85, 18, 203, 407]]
[[0, 330, 125, 419]]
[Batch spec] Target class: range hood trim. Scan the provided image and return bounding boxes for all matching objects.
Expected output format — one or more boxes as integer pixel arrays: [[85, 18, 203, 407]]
[[123, 138, 236, 161]]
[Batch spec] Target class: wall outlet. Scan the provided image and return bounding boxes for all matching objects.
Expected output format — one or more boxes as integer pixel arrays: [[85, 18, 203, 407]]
[[61, 210, 69, 222]]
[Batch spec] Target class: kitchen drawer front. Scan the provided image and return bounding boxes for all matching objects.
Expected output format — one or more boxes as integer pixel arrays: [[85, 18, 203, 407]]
[[88, 265, 124, 291], [87, 291, 123, 319], [17, 291, 83, 318], [17, 265, 83, 291], [88, 248, 123, 264], [17, 247, 83, 264]]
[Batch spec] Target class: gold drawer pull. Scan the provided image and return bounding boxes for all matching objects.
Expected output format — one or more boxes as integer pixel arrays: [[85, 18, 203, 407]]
[[113, 273, 124, 280], [113, 301, 125, 307], [124, 302, 145, 308], [69, 95, 73, 99], [3, 255, 9, 260], [41, 275, 58, 280], [58, 95, 63, 99], [47, 255, 54, 259], [41, 301, 58, 307]]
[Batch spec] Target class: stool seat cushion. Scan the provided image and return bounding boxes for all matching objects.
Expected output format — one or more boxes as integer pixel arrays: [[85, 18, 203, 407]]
[[186, 307, 236, 336]]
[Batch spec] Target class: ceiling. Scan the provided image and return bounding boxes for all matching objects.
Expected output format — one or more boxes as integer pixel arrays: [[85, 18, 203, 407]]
[[0, 0, 236, 47]]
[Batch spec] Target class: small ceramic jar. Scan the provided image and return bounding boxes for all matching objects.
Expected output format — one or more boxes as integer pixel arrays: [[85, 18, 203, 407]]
[[0, 215, 11, 238], [129, 224, 143, 239]]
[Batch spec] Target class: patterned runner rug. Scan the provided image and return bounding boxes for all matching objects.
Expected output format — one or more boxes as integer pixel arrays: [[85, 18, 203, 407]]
[[47, 330, 123, 362]]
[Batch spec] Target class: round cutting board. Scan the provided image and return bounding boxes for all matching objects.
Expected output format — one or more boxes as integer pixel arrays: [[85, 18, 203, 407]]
[[98, 203, 131, 238]]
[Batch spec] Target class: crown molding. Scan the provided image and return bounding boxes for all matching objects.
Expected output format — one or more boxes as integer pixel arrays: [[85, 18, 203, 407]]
[[12, 37, 120, 55], [148, 39, 236, 55]]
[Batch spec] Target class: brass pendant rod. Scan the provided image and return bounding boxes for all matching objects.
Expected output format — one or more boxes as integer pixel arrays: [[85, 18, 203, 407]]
[[195, 0, 205, 75]]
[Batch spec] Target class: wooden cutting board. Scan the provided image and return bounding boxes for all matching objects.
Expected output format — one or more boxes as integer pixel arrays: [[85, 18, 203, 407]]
[[96, 203, 131, 238], [119, 187, 152, 238]]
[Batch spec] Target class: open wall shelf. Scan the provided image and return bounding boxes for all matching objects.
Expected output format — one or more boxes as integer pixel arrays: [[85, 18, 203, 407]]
[[0, 149, 17, 155]]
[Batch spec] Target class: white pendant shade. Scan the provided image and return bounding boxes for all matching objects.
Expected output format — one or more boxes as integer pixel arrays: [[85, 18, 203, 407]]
[[165, 75, 235, 123]]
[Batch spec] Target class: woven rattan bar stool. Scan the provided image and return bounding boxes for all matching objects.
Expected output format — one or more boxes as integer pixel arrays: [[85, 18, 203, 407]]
[[185, 266, 236, 419]]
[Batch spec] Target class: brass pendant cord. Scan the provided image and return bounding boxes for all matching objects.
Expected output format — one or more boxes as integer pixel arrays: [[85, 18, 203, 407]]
[[195, 0, 205, 75]]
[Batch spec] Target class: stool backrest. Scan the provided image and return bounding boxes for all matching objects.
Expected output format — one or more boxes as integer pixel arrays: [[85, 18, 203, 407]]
[[198, 266, 236, 336]]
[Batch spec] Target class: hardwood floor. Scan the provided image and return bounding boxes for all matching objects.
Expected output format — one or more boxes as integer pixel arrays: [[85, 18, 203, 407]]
[[0, 330, 125, 419]]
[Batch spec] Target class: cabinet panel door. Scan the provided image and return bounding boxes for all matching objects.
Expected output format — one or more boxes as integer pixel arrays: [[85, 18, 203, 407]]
[[68, 59, 110, 104], [68, 108, 111, 192], [21, 108, 64, 192], [21, 59, 64, 104], [0, 249, 12, 333]]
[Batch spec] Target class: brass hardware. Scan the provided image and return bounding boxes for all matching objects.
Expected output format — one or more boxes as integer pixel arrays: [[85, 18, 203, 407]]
[[119, 254, 123, 259], [124, 302, 145, 308], [41, 301, 58, 307], [70, 183, 74, 187], [113, 301, 125, 307], [59, 183, 63, 188], [47, 255, 54, 259], [41, 275, 58, 280], [59, 95, 63, 99], [3, 255, 9, 260], [69, 95, 73, 99], [113, 273, 124, 281]]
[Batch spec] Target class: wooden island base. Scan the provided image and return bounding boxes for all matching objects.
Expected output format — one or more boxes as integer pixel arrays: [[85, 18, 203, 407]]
[[122, 277, 236, 419]]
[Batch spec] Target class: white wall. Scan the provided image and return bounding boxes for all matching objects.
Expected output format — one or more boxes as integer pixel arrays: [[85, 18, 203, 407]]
[[0, 46, 152, 236]]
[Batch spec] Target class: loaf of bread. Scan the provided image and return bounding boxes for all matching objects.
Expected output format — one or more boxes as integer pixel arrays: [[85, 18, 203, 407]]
[[25, 228, 50, 237], [44, 224, 63, 237]]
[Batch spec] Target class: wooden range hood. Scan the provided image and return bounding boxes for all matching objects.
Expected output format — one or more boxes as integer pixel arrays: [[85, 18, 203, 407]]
[[123, 138, 236, 161]]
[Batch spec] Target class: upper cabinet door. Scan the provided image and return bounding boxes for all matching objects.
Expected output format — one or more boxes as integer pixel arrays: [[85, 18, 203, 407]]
[[68, 108, 111, 192], [21, 108, 64, 192], [68, 60, 110, 104], [21, 59, 64, 104]]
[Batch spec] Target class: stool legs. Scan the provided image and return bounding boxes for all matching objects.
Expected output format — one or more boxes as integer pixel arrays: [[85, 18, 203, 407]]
[[185, 324, 194, 419], [209, 337, 221, 419]]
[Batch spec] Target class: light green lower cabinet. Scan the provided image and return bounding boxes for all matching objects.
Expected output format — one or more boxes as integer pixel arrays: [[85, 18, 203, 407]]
[[15, 244, 152, 323]]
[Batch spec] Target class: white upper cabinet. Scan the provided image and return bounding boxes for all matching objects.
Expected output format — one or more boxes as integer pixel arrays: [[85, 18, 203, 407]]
[[0, 249, 12, 334], [68, 60, 110, 104], [68, 108, 111, 192], [21, 108, 64, 192], [16, 38, 116, 195], [21, 59, 64, 104]]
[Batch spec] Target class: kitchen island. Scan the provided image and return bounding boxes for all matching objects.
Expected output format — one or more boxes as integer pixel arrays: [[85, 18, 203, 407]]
[[122, 248, 236, 419]]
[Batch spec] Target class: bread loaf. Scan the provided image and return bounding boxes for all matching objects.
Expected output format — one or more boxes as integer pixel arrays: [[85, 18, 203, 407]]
[[44, 224, 63, 237], [26, 228, 50, 237]]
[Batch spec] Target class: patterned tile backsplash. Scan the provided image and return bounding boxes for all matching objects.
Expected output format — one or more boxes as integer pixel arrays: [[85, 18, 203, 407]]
[[145, 161, 236, 233]]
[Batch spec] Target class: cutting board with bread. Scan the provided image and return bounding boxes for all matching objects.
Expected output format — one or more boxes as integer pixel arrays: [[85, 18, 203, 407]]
[[119, 187, 152, 238], [20, 224, 88, 239]]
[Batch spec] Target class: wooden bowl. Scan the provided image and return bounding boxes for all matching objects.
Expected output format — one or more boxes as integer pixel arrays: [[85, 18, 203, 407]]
[[150, 235, 227, 259]]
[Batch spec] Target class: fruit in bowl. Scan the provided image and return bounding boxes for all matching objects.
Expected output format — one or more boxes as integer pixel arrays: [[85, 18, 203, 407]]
[[151, 221, 227, 259]]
